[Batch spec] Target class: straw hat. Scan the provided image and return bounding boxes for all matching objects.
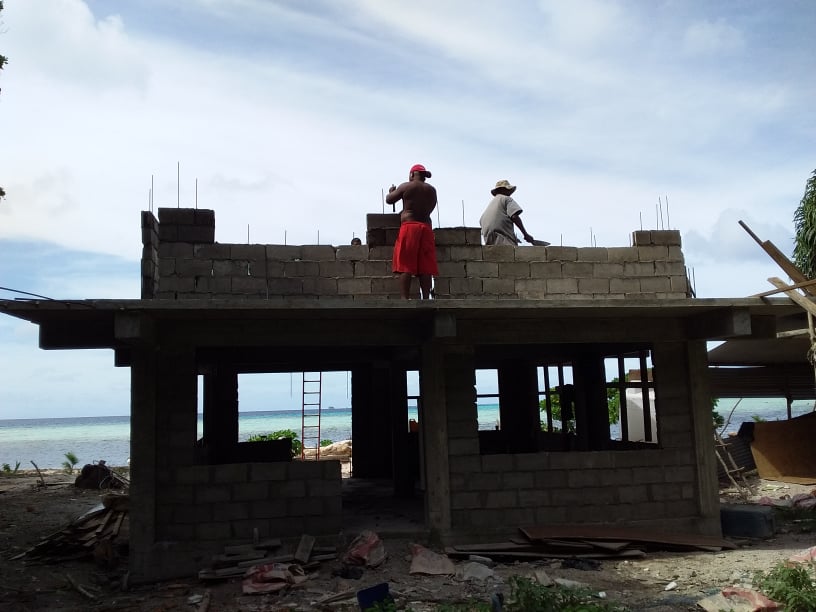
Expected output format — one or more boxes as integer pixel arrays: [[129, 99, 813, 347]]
[[491, 179, 516, 196]]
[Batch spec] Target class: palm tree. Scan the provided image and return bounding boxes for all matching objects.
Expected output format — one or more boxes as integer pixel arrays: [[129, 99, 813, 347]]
[[793, 170, 816, 279]]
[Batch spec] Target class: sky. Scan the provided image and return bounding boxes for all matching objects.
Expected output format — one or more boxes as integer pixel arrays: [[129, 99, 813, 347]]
[[0, 0, 814, 420]]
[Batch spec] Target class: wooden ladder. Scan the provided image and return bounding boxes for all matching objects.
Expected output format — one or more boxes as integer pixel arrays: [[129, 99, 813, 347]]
[[714, 430, 755, 499], [301, 372, 322, 460]]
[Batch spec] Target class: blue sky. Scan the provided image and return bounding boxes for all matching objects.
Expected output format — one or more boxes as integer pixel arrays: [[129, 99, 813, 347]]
[[0, 0, 814, 419]]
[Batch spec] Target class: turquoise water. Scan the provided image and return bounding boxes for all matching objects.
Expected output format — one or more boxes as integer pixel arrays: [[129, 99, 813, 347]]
[[0, 399, 811, 469]]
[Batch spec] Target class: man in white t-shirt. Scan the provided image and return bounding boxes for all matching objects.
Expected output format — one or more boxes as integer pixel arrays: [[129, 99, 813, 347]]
[[480, 179, 543, 246]]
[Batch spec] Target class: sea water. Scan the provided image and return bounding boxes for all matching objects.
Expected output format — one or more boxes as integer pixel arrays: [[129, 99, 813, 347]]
[[0, 399, 811, 470]]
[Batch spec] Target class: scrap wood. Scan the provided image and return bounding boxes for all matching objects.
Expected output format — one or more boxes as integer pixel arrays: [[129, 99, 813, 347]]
[[519, 525, 736, 551], [314, 588, 357, 605], [294, 534, 315, 564], [65, 573, 97, 601], [445, 546, 645, 561]]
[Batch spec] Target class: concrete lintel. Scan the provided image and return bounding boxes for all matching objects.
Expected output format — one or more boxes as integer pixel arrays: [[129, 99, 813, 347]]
[[115, 312, 156, 345], [434, 313, 457, 338], [685, 307, 752, 339]]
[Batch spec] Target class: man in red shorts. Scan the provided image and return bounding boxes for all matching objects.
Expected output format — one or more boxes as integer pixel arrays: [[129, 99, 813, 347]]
[[386, 164, 439, 299]]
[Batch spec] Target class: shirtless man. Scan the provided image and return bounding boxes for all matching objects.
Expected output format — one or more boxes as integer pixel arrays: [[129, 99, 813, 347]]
[[385, 164, 439, 299]]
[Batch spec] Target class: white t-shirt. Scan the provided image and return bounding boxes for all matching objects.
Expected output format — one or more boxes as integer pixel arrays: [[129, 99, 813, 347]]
[[479, 195, 523, 245]]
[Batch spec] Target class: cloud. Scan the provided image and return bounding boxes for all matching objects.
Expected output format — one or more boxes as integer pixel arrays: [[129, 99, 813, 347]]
[[682, 19, 744, 57]]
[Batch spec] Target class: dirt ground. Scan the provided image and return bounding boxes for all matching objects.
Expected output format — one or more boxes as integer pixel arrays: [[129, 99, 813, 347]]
[[1, 470, 815, 612]]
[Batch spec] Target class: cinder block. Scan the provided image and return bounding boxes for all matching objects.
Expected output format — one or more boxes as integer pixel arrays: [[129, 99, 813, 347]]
[[158, 225, 178, 242], [650, 230, 682, 246], [482, 278, 516, 295], [266, 245, 302, 260], [230, 244, 266, 259], [546, 278, 578, 294], [284, 261, 319, 277], [159, 208, 196, 225], [319, 261, 354, 278], [159, 242, 194, 258], [250, 499, 287, 518], [576, 247, 608, 262], [450, 245, 483, 261], [637, 245, 669, 262], [670, 275, 689, 292], [482, 245, 516, 261], [195, 243, 231, 258], [631, 230, 652, 246], [250, 463, 287, 481], [178, 225, 215, 244], [371, 277, 400, 295], [369, 246, 393, 260], [485, 491, 518, 508], [366, 213, 400, 230], [267, 278, 304, 295], [578, 278, 610, 294], [639, 277, 671, 292], [498, 262, 531, 279], [212, 503, 250, 522], [607, 247, 639, 263], [196, 522, 231, 541], [434, 228, 472, 246], [232, 276, 267, 294], [503, 472, 534, 488], [449, 278, 483, 295], [354, 261, 391, 277], [302, 277, 339, 296], [194, 209, 215, 227], [232, 481, 269, 501], [336, 245, 369, 260], [623, 262, 655, 276], [194, 276, 230, 293], [519, 489, 549, 506], [514, 246, 548, 262], [655, 261, 686, 276], [176, 258, 213, 276], [544, 246, 577, 261], [451, 491, 482, 509], [592, 263, 625, 278], [465, 261, 499, 278], [160, 276, 196, 292], [529, 262, 562, 278], [338, 278, 372, 295], [195, 485, 231, 503], [437, 261, 467, 278], [213, 464, 249, 483], [562, 262, 594, 278], [301, 245, 336, 260]]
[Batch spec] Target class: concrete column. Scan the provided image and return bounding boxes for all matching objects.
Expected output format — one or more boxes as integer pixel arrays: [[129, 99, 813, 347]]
[[202, 365, 238, 463], [572, 354, 610, 450], [497, 360, 540, 452], [420, 340, 451, 533], [351, 364, 393, 478]]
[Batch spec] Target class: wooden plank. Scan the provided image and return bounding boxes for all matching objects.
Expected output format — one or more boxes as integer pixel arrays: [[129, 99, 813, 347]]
[[519, 524, 736, 550], [293, 534, 315, 564], [768, 277, 816, 318], [754, 278, 816, 297]]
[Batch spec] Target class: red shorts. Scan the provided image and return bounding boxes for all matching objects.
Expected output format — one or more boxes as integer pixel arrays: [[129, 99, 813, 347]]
[[392, 222, 439, 276]]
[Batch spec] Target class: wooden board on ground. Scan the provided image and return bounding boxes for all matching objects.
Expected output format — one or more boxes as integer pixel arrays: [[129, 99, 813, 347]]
[[750, 411, 816, 484], [519, 525, 736, 551]]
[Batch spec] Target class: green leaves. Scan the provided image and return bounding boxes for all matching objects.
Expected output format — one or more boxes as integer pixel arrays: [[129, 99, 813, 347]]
[[793, 170, 816, 278]]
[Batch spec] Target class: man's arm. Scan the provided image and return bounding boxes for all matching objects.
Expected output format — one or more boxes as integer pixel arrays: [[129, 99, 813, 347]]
[[385, 182, 407, 205], [511, 212, 534, 243]]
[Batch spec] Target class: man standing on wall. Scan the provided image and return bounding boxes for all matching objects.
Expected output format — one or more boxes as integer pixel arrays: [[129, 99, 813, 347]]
[[480, 179, 546, 246], [386, 164, 439, 299]]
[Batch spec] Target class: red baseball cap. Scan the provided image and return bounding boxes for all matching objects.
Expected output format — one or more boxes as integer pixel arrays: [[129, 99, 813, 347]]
[[410, 164, 432, 178]]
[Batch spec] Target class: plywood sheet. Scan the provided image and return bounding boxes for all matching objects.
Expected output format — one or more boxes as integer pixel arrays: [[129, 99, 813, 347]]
[[751, 411, 816, 484], [519, 525, 735, 551]]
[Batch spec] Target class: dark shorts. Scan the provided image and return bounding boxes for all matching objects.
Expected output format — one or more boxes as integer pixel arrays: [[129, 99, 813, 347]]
[[392, 222, 439, 276]]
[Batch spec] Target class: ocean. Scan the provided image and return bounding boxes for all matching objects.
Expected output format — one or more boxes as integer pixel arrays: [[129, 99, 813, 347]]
[[0, 399, 812, 470]]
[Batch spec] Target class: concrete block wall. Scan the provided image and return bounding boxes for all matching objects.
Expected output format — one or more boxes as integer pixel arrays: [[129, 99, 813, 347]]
[[445, 342, 714, 536], [142, 208, 690, 300], [155, 461, 342, 542]]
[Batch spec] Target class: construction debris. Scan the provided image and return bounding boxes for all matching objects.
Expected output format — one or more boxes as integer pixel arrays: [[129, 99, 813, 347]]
[[12, 494, 130, 565]]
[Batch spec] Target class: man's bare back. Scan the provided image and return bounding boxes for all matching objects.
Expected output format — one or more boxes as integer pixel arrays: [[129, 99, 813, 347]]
[[386, 180, 437, 225]]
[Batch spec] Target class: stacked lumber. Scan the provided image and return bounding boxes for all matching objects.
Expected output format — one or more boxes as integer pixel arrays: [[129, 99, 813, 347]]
[[13, 494, 130, 565], [198, 535, 337, 582], [445, 525, 736, 561]]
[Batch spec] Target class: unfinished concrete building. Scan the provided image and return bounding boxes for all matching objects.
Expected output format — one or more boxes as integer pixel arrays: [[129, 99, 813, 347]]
[[0, 207, 800, 582]]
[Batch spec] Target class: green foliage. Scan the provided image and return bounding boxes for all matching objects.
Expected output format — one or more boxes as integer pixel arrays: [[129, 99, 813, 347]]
[[754, 562, 816, 612], [539, 378, 624, 430], [62, 451, 79, 474], [0, 1, 5, 72], [247, 429, 302, 457], [320, 439, 333, 447], [793, 169, 816, 279], [505, 576, 625, 611]]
